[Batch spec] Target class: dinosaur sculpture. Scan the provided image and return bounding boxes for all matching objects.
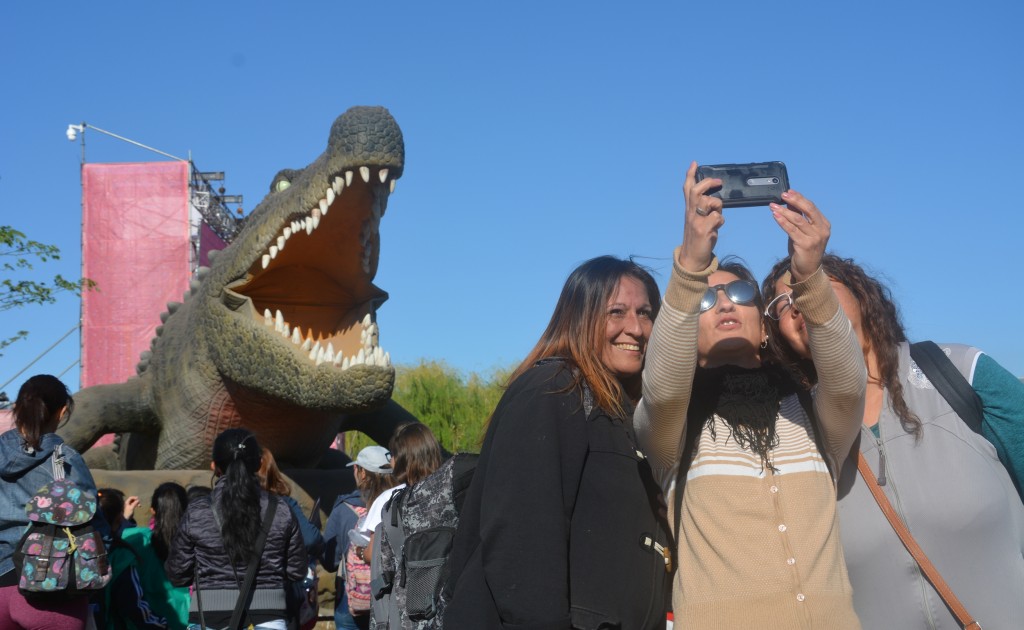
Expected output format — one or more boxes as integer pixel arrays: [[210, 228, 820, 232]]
[[60, 106, 415, 470]]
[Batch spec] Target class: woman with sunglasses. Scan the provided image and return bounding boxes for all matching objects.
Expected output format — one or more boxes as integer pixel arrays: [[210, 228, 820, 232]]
[[762, 254, 1024, 629], [635, 163, 866, 628]]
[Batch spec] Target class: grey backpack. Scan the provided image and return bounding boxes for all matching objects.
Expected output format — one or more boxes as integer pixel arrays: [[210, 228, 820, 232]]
[[369, 453, 478, 630]]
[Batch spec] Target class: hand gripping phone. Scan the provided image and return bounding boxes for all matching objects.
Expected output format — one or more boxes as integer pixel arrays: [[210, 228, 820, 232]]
[[695, 162, 789, 208]]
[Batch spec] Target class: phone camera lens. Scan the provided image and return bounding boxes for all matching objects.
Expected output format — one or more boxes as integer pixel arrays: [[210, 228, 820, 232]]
[[770, 177, 779, 184]]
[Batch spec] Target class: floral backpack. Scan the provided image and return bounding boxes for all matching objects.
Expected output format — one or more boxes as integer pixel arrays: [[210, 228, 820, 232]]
[[12, 444, 111, 597], [343, 505, 372, 615]]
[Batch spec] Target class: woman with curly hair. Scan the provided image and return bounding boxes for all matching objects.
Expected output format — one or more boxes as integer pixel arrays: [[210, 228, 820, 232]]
[[762, 253, 1024, 629]]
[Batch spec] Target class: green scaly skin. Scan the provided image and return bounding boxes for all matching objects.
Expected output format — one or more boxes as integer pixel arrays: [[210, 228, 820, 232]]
[[61, 106, 415, 470]]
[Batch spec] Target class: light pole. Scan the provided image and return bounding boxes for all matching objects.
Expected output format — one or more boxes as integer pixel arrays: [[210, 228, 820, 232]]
[[65, 122, 189, 163]]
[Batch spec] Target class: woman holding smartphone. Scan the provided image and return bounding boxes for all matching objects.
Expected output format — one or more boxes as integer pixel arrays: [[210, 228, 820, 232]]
[[635, 162, 865, 628]]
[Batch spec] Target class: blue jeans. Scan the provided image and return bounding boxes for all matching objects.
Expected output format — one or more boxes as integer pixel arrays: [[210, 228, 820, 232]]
[[334, 581, 360, 630]]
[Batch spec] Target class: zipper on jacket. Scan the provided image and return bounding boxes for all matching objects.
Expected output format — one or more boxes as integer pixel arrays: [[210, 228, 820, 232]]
[[876, 437, 886, 486], [872, 419, 939, 630]]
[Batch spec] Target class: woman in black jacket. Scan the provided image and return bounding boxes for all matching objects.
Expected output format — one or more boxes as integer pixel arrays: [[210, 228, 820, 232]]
[[165, 429, 307, 630], [445, 256, 672, 629]]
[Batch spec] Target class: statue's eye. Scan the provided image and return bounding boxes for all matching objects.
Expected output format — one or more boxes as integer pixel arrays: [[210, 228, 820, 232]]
[[275, 179, 291, 192]]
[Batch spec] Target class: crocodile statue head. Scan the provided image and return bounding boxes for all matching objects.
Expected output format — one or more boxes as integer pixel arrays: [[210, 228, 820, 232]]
[[61, 106, 415, 470]]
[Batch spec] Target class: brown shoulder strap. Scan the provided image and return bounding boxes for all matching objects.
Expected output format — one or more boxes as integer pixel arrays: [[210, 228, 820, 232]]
[[857, 452, 981, 629]]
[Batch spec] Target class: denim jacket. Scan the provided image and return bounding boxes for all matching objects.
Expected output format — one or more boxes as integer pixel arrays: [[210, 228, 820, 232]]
[[0, 429, 103, 578]]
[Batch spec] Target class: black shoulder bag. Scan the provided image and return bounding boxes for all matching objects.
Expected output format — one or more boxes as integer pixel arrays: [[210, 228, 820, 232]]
[[909, 341, 984, 434]]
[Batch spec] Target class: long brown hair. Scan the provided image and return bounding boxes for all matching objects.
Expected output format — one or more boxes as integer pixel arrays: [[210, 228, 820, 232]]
[[511, 255, 660, 418], [389, 423, 443, 487], [354, 465, 396, 507], [762, 254, 921, 437], [258, 446, 292, 496]]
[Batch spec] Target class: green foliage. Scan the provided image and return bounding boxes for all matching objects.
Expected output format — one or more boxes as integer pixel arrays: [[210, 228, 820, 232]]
[[343, 360, 513, 456], [0, 225, 96, 356]]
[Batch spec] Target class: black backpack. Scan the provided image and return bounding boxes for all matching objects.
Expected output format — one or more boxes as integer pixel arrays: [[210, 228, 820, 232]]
[[370, 453, 478, 629]]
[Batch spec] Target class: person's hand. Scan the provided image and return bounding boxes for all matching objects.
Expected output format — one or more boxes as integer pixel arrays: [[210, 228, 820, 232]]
[[678, 161, 725, 272], [770, 190, 830, 282], [124, 496, 140, 520]]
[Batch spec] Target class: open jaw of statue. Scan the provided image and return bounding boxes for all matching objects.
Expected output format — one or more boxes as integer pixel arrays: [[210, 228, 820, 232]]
[[224, 165, 395, 371]]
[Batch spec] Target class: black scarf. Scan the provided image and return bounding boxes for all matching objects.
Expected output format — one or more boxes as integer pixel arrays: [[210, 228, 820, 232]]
[[688, 364, 802, 472]]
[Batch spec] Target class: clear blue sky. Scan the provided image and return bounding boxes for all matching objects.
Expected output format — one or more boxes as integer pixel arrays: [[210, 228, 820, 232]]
[[2, 0, 1023, 398]]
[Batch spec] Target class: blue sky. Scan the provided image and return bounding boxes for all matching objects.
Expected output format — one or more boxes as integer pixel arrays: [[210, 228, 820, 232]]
[[2, 0, 1023, 398]]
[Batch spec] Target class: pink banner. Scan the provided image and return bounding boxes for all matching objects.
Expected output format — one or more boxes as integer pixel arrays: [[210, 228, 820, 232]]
[[81, 162, 190, 389], [199, 222, 227, 268]]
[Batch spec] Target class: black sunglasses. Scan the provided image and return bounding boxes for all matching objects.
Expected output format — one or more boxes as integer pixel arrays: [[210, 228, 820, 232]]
[[700, 280, 759, 313]]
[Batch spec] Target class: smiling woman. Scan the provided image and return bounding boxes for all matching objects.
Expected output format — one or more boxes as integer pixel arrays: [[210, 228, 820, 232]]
[[444, 256, 672, 629]]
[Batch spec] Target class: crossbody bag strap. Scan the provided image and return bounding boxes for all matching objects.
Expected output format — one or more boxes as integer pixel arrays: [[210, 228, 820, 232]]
[[193, 565, 207, 630], [910, 341, 984, 435], [228, 496, 279, 630], [857, 452, 981, 629]]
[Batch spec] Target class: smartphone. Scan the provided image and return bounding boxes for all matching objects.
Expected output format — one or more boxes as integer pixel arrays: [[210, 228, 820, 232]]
[[695, 162, 789, 208]]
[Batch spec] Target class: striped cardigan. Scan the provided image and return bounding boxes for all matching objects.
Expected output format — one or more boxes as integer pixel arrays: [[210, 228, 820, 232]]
[[635, 253, 866, 629]]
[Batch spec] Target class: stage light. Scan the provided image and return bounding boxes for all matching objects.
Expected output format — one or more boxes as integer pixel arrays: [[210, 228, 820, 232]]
[[66, 124, 84, 141]]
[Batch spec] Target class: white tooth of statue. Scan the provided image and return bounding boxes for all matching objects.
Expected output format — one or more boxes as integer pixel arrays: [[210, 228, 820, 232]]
[[312, 214, 320, 230], [333, 353, 343, 367], [383, 351, 391, 366], [283, 227, 292, 239], [310, 342, 321, 361], [305, 217, 313, 235], [325, 347, 334, 363], [389, 179, 396, 194], [378, 168, 389, 183], [264, 309, 273, 326], [319, 198, 328, 214], [327, 342, 335, 359], [359, 166, 370, 183], [365, 352, 376, 367], [292, 328, 302, 345], [301, 338, 312, 352], [357, 348, 365, 363], [326, 187, 335, 206], [362, 313, 372, 328], [277, 236, 285, 251], [360, 329, 367, 343], [261, 254, 270, 269], [342, 356, 351, 370], [332, 177, 343, 195], [345, 171, 353, 186], [317, 346, 326, 365], [269, 245, 278, 259]]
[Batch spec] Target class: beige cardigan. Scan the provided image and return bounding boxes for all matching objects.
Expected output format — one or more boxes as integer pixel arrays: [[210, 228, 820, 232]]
[[635, 253, 866, 629]]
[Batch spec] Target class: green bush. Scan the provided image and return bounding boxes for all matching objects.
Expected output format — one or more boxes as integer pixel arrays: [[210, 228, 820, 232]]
[[341, 360, 512, 457]]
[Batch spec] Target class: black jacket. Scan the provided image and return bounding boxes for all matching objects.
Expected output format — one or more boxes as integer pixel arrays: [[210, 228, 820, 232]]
[[165, 483, 308, 591], [445, 362, 671, 630]]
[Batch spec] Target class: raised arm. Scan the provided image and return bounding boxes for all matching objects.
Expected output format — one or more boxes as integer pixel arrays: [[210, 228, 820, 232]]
[[771, 191, 865, 472], [636, 161, 723, 474]]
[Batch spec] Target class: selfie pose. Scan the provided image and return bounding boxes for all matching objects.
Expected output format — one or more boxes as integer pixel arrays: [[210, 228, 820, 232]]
[[763, 254, 1024, 629], [445, 256, 672, 629], [635, 162, 865, 628]]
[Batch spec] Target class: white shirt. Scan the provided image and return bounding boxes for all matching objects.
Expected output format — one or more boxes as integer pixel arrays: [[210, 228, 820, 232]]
[[360, 484, 405, 536]]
